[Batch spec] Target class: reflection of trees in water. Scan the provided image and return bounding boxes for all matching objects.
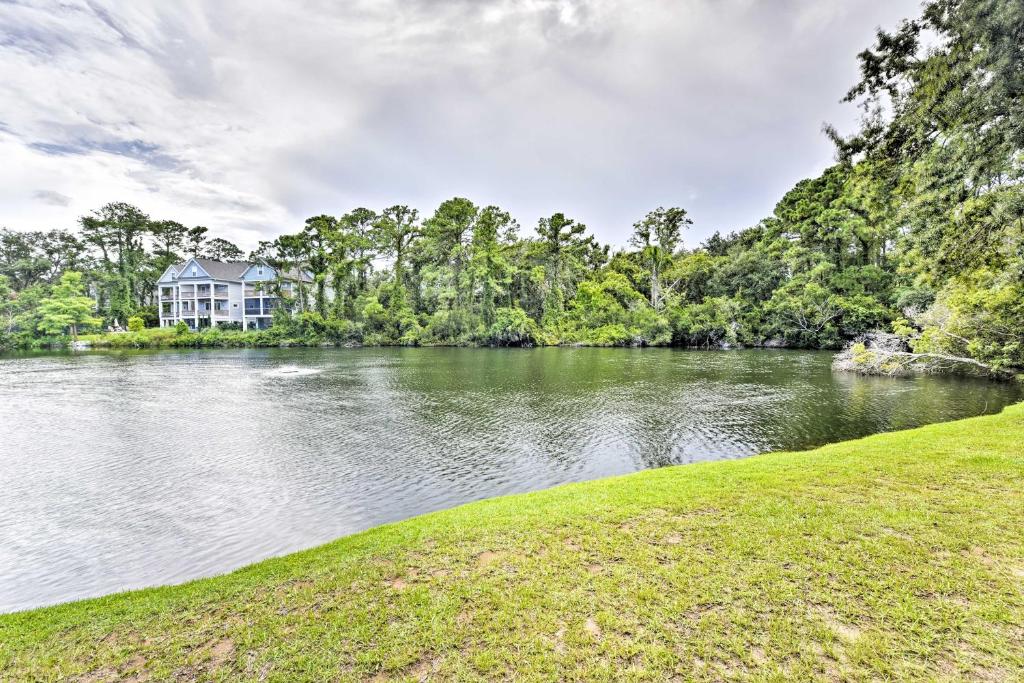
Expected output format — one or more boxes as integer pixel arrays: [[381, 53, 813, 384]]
[[388, 348, 831, 472], [832, 370, 1022, 442], [290, 347, 1022, 493]]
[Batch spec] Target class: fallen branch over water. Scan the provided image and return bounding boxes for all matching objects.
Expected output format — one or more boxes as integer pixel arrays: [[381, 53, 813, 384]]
[[832, 333, 1014, 379]]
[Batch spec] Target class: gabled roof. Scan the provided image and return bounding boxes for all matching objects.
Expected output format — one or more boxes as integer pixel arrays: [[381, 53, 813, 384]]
[[174, 257, 250, 281], [242, 261, 314, 283], [157, 265, 179, 283]]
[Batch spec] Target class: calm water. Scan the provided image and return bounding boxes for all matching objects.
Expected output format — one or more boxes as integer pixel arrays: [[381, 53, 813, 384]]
[[0, 348, 1019, 612]]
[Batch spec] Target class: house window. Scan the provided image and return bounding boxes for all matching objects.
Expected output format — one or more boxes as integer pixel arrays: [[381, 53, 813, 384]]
[[257, 266, 264, 276], [191, 266, 197, 276]]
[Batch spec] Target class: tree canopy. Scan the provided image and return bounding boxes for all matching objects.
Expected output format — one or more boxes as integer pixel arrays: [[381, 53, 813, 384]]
[[0, 0, 1020, 374]]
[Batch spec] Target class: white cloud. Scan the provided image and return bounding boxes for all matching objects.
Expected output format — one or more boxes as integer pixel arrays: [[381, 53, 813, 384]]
[[0, 0, 921, 250]]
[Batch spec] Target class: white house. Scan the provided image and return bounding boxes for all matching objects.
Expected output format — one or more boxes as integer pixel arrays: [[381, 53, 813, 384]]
[[156, 257, 314, 331]]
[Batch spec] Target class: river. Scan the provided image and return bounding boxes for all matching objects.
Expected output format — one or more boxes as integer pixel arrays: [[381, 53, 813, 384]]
[[0, 347, 1019, 612]]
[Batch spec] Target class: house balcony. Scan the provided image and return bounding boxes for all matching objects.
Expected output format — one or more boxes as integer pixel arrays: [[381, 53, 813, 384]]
[[160, 294, 176, 301]]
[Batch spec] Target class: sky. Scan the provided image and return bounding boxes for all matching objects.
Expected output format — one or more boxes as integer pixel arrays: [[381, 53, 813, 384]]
[[0, 0, 922, 251]]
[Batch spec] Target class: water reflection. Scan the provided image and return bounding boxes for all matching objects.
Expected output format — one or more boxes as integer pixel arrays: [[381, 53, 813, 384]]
[[0, 347, 1019, 612]]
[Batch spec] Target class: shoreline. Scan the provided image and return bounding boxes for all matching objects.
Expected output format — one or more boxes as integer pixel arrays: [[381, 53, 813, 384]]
[[2, 403, 1022, 679]]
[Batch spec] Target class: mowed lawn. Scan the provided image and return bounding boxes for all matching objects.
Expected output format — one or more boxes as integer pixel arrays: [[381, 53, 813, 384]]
[[2, 405, 1023, 682]]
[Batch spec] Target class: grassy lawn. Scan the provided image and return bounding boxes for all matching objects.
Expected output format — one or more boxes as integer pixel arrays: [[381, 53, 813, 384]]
[[2, 406, 1023, 681]]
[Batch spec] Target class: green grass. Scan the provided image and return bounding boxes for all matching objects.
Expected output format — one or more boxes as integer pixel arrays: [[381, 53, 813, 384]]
[[2, 407, 1024, 682]]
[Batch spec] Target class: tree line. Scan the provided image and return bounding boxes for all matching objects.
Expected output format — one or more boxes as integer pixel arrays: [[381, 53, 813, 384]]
[[1, 0, 1021, 373]]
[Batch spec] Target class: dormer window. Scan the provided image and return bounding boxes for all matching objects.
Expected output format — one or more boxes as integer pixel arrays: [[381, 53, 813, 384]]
[[257, 266, 264, 276], [191, 266, 197, 276]]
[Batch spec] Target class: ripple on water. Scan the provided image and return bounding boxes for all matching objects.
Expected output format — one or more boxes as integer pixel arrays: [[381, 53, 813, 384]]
[[263, 364, 323, 377], [0, 347, 1019, 612]]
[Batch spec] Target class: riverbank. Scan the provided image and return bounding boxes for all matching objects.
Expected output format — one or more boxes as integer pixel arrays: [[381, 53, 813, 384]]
[[2, 405, 1023, 680], [9, 325, 809, 351]]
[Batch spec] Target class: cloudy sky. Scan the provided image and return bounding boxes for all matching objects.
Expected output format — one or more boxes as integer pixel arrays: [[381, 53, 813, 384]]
[[0, 0, 920, 250]]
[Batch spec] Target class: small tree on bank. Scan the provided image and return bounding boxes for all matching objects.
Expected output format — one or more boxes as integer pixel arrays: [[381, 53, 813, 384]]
[[630, 207, 692, 309], [37, 271, 100, 340]]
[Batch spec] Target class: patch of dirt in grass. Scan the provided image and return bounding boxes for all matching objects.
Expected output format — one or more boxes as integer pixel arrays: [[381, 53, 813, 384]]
[[681, 603, 721, 621], [455, 609, 472, 626], [74, 667, 120, 682], [74, 655, 149, 683], [677, 507, 721, 519], [584, 617, 602, 637], [203, 637, 235, 669], [663, 532, 684, 545], [750, 646, 768, 665], [971, 665, 1010, 682], [553, 625, 567, 655], [476, 551, 506, 568], [941, 594, 972, 609], [408, 656, 440, 681], [714, 657, 746, 678], [121, 656, 148, 682], [811, 605, 862, 642], [389, 577, 409, 590], [586, 563, 603, 574], [169, 637, 235, 681], [879, 526, 914, 541], [964, 546, 996, 567]]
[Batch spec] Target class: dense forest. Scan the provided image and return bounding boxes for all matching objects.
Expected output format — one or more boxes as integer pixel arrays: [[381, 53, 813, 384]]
[[1, 0, 1021, 374]]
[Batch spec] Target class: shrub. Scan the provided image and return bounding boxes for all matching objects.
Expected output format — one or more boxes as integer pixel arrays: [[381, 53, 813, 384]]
[[127, 316, 145, 332], [482, 307, 541, 346]]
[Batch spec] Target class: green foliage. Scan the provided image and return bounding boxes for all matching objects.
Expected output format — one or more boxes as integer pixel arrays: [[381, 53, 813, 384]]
[[668, 297, 744, 348], [127, 316, 145, 332], [0, 1, 1020, 368], [35, 271, 100, 339], [910, 271, 1024, 370], [560, 273, 669, 346], [482, 307, 541, 346]]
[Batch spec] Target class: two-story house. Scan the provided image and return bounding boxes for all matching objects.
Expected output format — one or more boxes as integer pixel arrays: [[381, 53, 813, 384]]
[[156, 257, 314, 331]]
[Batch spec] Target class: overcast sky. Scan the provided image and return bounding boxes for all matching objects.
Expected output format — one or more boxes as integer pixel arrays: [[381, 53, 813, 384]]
[[0, 0, 921, 250]]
